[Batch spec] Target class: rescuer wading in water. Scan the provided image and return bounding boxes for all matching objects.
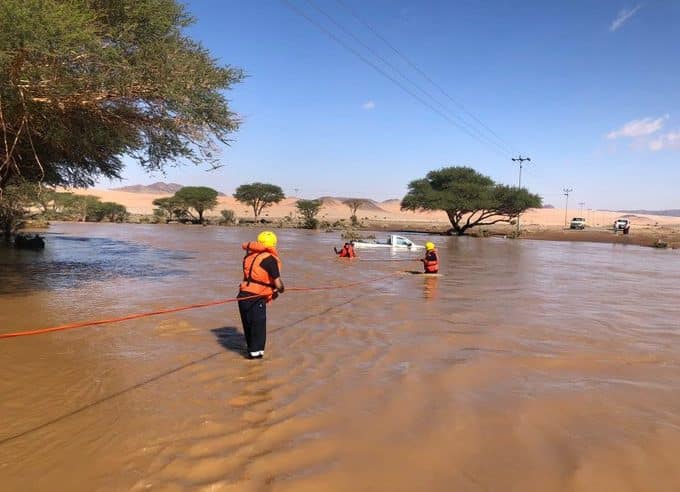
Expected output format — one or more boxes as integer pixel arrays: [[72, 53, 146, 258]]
[[238, 231, 284, 359], [334, 242, 356, 258], [421, 241, 439, 274]]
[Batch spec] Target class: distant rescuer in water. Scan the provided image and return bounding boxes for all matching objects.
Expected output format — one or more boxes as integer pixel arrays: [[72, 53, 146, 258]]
[[238, 231, 284, 359], [334, 242, 356, 258], [421, 241, 439, 274]]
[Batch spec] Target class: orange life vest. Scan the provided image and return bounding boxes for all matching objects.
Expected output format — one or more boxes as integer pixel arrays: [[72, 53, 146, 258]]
[[239, 242, 282, 301], [423, 249, 439, 273], [339, 243, 356, 258]]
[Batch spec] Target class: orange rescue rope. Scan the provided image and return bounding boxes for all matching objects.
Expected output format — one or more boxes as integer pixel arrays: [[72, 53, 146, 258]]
[[0, 273, 399, 339]]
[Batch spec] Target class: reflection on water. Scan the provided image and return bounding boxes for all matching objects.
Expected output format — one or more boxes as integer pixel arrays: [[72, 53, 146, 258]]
[[0, 233, 191, 294], [1, 223, 680, 491], [423, 275, 438, 300]]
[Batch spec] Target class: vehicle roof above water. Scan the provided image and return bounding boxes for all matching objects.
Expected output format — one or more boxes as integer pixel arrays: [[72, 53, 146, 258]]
[[389, 235, 413, 243]]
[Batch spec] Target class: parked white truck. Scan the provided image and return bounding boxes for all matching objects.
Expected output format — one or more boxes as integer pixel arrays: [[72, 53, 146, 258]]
[[613, 218, 631, 234]]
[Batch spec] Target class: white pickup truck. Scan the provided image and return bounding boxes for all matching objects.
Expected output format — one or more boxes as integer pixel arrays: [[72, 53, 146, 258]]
[[352, 234, 424, 250], [570, 217, 586, 230], [613, 218, 631, 234]]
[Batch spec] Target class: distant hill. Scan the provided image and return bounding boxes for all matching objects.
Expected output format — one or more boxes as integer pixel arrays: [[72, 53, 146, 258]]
[[112, 182, 183, 194], [317, 196, 386, 212], [617, 209, 680, 217], [542, 204, 555, 209], [112, 182, 226, 196]]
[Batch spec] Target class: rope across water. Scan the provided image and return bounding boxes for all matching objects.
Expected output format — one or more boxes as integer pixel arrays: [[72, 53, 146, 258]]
[[0, 272, 401, 339]]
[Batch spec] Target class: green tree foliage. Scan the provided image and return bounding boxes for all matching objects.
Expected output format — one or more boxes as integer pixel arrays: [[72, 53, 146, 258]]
[[401, 166, 542, 235], [233, 183, 285, 219], [0, 0, 244, 191], [219, 209, 235, 225], [88, 201, 127, 222], [152, 196, 187, 222], [62, 194, 102, 222], [174, 186, 218, 223], [0, 181, 36, 239], [44, 191, 77, 216], [295, 199, 322, 229], [342, 199, 366, 226]]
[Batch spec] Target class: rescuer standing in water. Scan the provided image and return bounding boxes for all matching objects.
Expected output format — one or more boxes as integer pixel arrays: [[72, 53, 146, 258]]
[[238, 231, 284, 359], [421, 241, 439, 274]]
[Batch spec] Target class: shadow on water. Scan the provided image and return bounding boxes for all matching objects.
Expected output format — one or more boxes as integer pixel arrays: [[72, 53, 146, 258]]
[[211, 326, 249, 359], [0, 234, 193, 294]]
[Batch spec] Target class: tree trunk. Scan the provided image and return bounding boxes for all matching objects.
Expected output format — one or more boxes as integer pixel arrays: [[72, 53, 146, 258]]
[[446, 210, 467, 235]]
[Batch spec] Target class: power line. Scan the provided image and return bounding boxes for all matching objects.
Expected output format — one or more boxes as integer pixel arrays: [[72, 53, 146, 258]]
[[279, 0, 509, 159], [563, 188, 573, 228], [302, 0, 512, 157], [511, 154, 531, 234], [334, 0, 517, 155]]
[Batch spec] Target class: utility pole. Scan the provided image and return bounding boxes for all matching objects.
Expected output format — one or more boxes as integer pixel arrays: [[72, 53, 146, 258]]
[[511, 155, 531, 234], [578, 202, 585, 215], [563, 188, 573, 228]]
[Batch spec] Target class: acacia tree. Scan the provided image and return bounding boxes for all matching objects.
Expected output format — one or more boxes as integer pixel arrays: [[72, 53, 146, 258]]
[[295, 199, 323, 229], [174, 186, 218, 223], [68, 195, 102, 222], [233, 183, 285, 219], [152, 197, 188, 222], [342, 199, 366, 225], [88, 201, 127, 222], [0, 0, 243, 192], [401, 166, 542, 235]]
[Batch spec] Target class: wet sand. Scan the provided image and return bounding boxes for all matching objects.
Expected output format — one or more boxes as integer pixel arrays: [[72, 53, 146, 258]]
[[2, 224, 680, 491]]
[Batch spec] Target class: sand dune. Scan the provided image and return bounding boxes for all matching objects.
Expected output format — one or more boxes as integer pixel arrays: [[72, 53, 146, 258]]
[[66, 187, 680, 228]]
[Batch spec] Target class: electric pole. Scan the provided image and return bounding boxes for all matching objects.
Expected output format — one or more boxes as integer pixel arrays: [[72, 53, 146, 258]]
[[512, 155, 531, 234], [563, 188, 573, 228]]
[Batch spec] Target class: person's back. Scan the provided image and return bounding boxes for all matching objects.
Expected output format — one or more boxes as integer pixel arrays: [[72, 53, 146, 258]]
[[237, 231, 284, 359]]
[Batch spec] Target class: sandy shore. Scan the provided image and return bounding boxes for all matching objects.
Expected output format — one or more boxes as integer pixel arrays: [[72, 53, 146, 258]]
[[66, 187, 680, 248]]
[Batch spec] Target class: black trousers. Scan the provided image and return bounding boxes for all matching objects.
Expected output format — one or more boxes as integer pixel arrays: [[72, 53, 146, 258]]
[[238, 291, 267, 353]]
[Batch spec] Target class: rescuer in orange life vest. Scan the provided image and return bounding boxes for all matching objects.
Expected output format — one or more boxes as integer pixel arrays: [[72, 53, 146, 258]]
[[421, 241, 439, 273], [237, 231, 284, 359], [334, 242, 356, 258]]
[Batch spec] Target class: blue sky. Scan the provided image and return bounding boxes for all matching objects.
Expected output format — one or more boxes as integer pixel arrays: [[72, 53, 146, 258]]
[[103, 0, 680, 209]]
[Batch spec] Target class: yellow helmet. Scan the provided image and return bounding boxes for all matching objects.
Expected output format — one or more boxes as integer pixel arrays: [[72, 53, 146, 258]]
[[257, 230, 278, 248], [425, 241, 435, 251]]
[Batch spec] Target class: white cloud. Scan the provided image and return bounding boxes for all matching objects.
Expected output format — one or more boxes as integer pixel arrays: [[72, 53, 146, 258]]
[[649, 131, 680, 151], [610, 5, 643, 32], [362, 100, 376, 110], [607, 115, 668, 140]]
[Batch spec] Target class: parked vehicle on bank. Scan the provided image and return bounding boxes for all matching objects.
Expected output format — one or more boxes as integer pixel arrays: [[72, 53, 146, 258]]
[[570, 217, 586, 230], [613, 218, 631, 234]]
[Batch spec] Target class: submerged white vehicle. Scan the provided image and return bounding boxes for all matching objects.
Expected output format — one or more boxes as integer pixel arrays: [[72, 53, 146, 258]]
[[352, 234, 425, 250]]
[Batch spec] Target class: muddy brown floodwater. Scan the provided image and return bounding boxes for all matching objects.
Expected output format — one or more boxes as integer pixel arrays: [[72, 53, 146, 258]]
[[2, 223, 680, 491]]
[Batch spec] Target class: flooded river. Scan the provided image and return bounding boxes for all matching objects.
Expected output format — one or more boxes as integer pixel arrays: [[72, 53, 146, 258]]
[[2, 223, 680, 491]]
